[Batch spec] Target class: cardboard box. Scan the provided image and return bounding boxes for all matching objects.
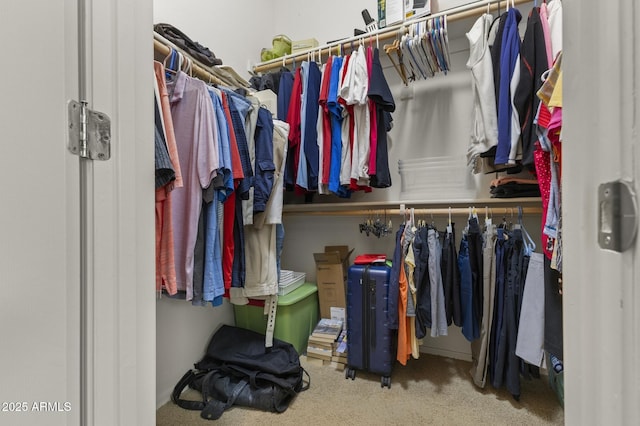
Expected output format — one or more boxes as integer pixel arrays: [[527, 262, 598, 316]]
[[378, 0, 404, 28], [405, 0, 432, 20], [292, 38, 319, 54], [313, 246, 353, 319], [431, 0, 476, 13]]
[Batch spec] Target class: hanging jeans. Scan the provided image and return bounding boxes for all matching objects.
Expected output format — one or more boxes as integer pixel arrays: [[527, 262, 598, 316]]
[[494, 229, 531, 401], [467, 217, 484, 336], [471, 224, 497, 388], [459, 236, 478, 341], [413, 227, 431, 338], [441, 224, 462, 327], [387, 224, 405, 329], [506, 229, 529, 400], [428, 229, 448, 337], [490, 228, 507, 387]]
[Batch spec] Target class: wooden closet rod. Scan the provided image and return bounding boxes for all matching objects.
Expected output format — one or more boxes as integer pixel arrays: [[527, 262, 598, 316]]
[[283, 206, 542, 217], [253, 0, 532, 74]]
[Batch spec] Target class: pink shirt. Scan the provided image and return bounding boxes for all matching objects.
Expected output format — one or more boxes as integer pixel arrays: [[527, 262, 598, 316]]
[[168, 71, 219, 300], [539, 4, 553, 67]]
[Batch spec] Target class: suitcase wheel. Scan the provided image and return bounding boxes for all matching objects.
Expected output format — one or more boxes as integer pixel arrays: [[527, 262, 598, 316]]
[[381, 376, 391, 389], [345, 368, 356, 380]]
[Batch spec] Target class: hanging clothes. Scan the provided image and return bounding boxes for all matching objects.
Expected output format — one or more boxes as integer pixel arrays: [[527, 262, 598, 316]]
[[367, 47, 395, 188], [412, 226, 432, 339], [466, 13, 499, 174], [470, 222, 497, 388], [303, 62, 322, 191], [491, 227, 535, 401], [441, 223, 462, 327], [403, 223, 420, 358], [427, 228, 448, 337], [277, 69, 294, 122], [514, 7, 549, 169], [341, 46, 370, 189], [154, 62, 183, 297], [495, 7, 522, 166], [167, 71, 219, 301], [387, 223, 405, 331], [396, 236, 412, 366], [467, 216, 484, 338], [318, 56, 334, 194], [327, 56, 350, 198], [458, 234, 478, 341], [489, 226, 507, 384], [516, 252, 545, 367], [284, 67, 303, 190]]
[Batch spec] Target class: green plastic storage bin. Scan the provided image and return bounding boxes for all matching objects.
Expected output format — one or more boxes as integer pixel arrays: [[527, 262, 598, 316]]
[[233, 283, 319, 354]]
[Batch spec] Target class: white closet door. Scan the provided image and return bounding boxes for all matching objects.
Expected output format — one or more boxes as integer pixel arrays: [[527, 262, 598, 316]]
[[0, 0, 155, 425], [0, 1, 80, 425], [564, 0, 640, 424]]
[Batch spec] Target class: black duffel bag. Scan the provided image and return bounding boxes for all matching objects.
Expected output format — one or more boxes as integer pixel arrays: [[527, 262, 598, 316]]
[[154, 23, 222, 66], [172, 325, 310, 420]]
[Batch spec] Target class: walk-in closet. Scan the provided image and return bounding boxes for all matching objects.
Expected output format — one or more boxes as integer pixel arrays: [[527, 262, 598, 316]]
[[1, 0, 638, 425]]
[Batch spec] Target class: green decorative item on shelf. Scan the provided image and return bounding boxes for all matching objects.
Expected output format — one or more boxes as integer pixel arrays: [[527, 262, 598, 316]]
[[260, 34, 292, 62]]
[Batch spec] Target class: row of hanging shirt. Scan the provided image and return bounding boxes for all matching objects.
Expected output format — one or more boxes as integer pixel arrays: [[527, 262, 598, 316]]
[[252, 42, 396, 200], [465, 0, 564, 364], [154, 49, 290, 309], [387, 206, 543, 401], [465, 0, 562, 173]]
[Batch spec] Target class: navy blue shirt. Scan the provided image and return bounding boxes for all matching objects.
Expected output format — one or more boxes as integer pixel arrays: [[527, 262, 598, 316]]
[[303, 61, 322, 191], [277, 70, 294, 122], [367, 48, 395, 189], [253, 107, 275, 213]]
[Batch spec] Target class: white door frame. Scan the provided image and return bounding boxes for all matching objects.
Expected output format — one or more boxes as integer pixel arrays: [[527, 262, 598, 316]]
[[564, 0, 639, 424], [80, 0, 155, 424]]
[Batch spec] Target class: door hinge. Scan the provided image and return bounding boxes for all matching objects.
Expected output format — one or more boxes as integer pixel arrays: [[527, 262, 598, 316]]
[[67, 100, 111, 160], [598, 180, 638, 252]]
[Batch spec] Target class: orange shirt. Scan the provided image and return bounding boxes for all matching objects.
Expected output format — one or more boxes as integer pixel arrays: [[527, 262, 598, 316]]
[[396, 255, 412, 365], [153, 62, 182, 295]]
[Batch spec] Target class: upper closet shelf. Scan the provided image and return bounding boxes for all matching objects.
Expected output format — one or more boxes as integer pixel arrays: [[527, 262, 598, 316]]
[[253, 0, 532, 74]]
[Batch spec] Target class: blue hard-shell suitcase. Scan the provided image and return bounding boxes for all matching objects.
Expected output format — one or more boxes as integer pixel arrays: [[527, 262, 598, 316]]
[[345, 263, 394, 388]]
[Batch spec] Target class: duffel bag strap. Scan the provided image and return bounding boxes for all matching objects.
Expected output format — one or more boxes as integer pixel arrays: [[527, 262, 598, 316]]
[[171, 369, 207, 411], [200, 372, 248, 420]]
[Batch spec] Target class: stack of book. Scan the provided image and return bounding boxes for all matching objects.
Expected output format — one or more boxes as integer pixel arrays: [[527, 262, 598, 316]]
[[330, 330, 348, 371], [306, 319, 343, 366]]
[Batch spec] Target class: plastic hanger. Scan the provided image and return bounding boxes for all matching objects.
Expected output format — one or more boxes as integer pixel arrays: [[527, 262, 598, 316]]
[[384, 39, 409, 86], [420, 21, 436, 76], [441, 15, 451, 73], [413, 22, 430, 78], [485, 206, 492, 228], [447, 207, 453, 234]]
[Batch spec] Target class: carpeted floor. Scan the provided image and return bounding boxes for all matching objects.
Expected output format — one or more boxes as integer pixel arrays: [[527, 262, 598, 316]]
[[157, 353, 564, 425]]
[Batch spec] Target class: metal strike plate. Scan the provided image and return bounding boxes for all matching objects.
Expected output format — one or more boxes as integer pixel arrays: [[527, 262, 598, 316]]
[[68, 100, 111, 160], [598, 181, 638, 252]]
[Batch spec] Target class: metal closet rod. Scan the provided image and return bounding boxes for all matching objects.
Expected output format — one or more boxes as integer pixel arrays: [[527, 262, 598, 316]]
[[284, 206, 542, 217], [253, 0, 532, 74]]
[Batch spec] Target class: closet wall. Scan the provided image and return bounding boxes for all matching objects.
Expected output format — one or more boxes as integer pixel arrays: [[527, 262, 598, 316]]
[[153, 0, 541, 405]]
